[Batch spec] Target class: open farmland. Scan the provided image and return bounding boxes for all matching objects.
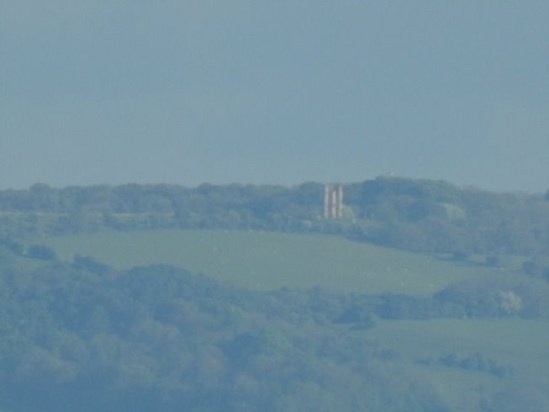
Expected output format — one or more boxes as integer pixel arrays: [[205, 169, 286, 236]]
[[365, 318, 549, 410], [40, 229, 503, 294]]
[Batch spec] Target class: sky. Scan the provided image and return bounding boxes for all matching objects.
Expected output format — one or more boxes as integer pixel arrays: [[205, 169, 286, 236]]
[[1, 1, 548, 192]]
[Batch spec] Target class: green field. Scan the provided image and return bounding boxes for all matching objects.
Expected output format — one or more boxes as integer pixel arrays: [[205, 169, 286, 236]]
[[41, 229, 504, 294], [21, 229, 549, 409], [367, 318, 549, 410]]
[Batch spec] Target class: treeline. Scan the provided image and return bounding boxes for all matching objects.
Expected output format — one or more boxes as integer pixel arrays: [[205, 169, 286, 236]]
[[1, 177, 548, 255], [0, 248, 446, 412], [344, 178, 549, 256], [1, 246, 547, 411], [339, 273, 549, 324]]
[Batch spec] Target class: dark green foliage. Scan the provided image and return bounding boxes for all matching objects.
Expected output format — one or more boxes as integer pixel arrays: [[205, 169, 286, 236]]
[[451, 251, 469, 262], [0, 238, 24, 255], [521, 260, 542, 277], [1, 243, 549, 410], [485, 255, 501, 267], [1, 177, 548, 256], [375, 294, 433, 319], [520, 260, 549, 284], [0, 177, 548, 411], [72, 255, 111, 275], [348, 178, 549, 255], [420, 352, 511, 377], [434, 274, 549, 318], [0, 255, 451, 412], [336, 303, 377, 329], [26, 244, 58, 261]]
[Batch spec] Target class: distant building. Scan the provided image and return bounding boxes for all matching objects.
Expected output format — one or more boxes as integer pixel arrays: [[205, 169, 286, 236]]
[[323, 184, 344, 219]]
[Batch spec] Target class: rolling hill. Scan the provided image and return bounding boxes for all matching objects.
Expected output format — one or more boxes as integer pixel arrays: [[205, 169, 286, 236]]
[[40, 229, 504, 294]]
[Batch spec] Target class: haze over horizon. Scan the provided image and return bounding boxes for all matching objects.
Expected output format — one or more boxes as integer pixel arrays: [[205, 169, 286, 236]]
[[1, 1, 548, 193]]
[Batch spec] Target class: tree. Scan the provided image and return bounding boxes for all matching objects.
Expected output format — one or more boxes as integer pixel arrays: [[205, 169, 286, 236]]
[[26, 244, 58, 261]]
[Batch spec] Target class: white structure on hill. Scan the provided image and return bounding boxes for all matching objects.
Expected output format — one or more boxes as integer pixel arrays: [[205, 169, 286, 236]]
[[323, 184, 344, 219]]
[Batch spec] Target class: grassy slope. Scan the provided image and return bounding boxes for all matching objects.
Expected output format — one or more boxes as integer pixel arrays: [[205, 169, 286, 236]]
[[27, 230, 549, 409], [367, 318, 549, 410], [42, 229, 502, 294]]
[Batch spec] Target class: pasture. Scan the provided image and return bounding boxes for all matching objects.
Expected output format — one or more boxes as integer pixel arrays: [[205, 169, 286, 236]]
[[367, 318, 549, 410], [41, 229, 502, 294], [28, 229, 549, 410]]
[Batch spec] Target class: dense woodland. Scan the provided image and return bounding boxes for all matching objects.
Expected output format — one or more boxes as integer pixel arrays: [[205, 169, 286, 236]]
[[1, 245, 549, 412], [1, 177, 548, 256], [1, 177, 548, 411]]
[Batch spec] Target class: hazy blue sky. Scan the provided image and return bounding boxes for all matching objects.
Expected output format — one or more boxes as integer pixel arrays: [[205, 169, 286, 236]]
[[1, 1, 548, 192]]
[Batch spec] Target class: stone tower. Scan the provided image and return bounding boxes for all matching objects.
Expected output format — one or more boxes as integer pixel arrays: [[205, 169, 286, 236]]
[[323, 184, 343, 219]]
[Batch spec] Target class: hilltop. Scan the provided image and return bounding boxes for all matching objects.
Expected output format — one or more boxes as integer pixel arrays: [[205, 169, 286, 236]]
[[1, 177, 549, 411], [1, 176, 548, 258]]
